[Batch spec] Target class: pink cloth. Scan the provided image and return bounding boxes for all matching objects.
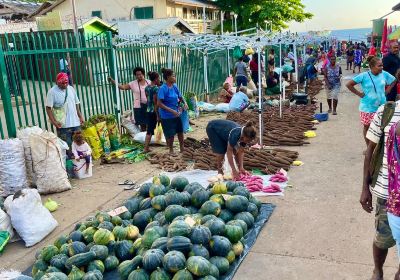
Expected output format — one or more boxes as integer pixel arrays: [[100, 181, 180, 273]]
[[386, 122, 400, 216], [360, 112, 376, 126], [128, 79, 150, 108]]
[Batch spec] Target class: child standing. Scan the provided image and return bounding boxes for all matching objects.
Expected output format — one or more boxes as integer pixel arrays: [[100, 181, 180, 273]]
[[72, 131, 92, 173]]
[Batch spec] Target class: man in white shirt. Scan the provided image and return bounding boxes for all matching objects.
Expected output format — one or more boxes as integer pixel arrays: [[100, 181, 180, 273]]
[[46, 72, 84, 151]]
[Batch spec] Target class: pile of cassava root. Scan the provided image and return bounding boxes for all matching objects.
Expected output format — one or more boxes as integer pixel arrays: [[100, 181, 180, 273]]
[[227, 104, 317, 146], [147, 152, 188, 172]]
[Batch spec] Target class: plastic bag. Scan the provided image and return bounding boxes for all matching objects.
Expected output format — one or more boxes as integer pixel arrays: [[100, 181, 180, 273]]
[[154, 123, 163, 144], [121, 110, 141, 137], [215, 103, 231, 113], [16, 126, 43, 187], [134, 132, 166, 145], [30, 131, 72, 194], [233, 46, 242, 60], [82, 126, 103, 160], [0, 139, 28, 197], [107, 122, 120, 151], [0, 208, 14, 240], [6, 189, 58, 247], [95, 121, 111, 155], [197, 101, 216, 112], [181, 110, 190, 133]]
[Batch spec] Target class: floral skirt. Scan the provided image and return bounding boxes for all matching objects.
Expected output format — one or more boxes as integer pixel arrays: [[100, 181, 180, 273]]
[[360, 112, 375, 126]]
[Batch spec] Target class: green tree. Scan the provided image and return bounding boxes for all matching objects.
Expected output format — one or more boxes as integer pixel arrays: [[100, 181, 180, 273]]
[[214, 0, 313, 32]]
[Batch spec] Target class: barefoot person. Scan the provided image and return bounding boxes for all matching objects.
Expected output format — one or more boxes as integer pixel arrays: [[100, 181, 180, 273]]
[[206, 120, 256, 179], [346, 56, 396, 147], [362, 100, 400, 280], [324, 56, 342, 115], [143, 71, 161, 153], [157, 68, 188, 154]]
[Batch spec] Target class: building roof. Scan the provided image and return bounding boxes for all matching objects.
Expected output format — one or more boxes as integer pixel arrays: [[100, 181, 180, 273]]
[[118, 17, 195, 37], [169, 0, 218, 9], [0, 0, 42, 16], [28, 0, 64, 19]]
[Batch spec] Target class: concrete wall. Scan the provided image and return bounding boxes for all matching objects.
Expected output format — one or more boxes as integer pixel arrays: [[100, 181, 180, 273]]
[[52, 0, 168, 23]]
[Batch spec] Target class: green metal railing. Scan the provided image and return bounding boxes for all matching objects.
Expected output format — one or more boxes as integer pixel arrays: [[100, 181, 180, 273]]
[[0, 31, 230, 139]]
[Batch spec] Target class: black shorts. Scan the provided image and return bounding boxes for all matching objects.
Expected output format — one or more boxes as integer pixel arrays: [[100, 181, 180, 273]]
[[206, 124, 227, 155], [146, 112, 158, 135], [134, 104, 147, 126], [161, 117, 183, 139]]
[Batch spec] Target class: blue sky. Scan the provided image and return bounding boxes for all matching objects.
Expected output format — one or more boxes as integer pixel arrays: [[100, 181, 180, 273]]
[[288, 0, 400, 31]]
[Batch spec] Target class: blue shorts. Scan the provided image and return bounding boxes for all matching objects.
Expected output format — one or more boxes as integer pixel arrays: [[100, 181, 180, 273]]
[[161, 117, 183, 139], [387, 212, 400, 261], [236, 76, 248, 87]]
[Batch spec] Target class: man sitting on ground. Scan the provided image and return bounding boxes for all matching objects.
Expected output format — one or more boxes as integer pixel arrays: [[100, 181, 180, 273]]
[[229, 86, 250, 112]]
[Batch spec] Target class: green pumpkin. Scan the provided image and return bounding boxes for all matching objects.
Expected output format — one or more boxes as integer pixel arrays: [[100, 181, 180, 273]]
[[186, 256, 210, 277], [247, 202, 259, 219], [139, 198, 153, 211], [59, 244, 70, 256], [46, 266, 61, 273], [104, 255, 120, 271], [225, 195, 249, 213], [118, 255, 143, 280], [41, 245, 59, 262], [209, 194, 225, 207], [209, 256, 229, 275], [209, 264, 219, 278], [82, 227, 97, 244], [233, 186, 250, 198], [132, 238, 143, 254], [40, 272, 68, 280], [150, 237, 169, 253], [211, 182, 228, 194], [153, 212, 167, 226], [151, 195, 167, 211], [142, 249, 165, 271], [224, 224, 244, 244], [89, 245, 108, 260], [149, 184, 167, 198], [186, 206, 198, 215], [111, 216, 123, 226], [139, 183, 154, 198], [190, 189, 210, 208], [227, 219, 248, 234], [127, 268, 150, 280], [165, 190, 184, 206], [50, 254, 69, 271], [198, 276, 217, 280], [189, 226, 211, 246], [113, 226, 128, 241], [133, 210, 153, 231], [82, 270, 103, 280], [170, 176, 189, 191], [203, 218, 225, 236], [69, 231, 84, 242], [180, 192, 191, 206], [93, 228, 115, 245], [171, 269, 193, 280], [225, 181, 239, 192], [54, 235, 69, 249], [87, 259, 105, 273], [125, 198, 141, 215], [249, 194, 262, 209], [150, 267, 170, 280], [188, 244, 210, 260], [126, 225, 140, 240], [226, 250, 236, 264], [95, 211, 112, 223], [209, 235, 232, 257], [115, 240, 135, 261], [199, 201, 221, 216], [200, 215, 217, 224], [142, 227, 163, 249], [68, 265, 85, 280], [164, 205, 189, 223], [232, 241, 244, 256], [33, 271, 46, 280], [168, 220, 191, 238], [166, 236, 193, 255], [163, 251, 186, 273], [65, 251, 97, 270], [234, 212, 255, 228], [97, 221, 114, 232], [183, 182, 203, 194], [120, 211, 133, 221], [218, 209, 234, 223]]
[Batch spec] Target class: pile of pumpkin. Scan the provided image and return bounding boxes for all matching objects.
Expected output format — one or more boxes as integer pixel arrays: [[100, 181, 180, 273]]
[[30, 175, 262, 280]]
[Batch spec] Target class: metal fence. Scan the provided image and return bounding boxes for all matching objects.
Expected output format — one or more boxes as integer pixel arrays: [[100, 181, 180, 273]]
[[0, 31, 230, 139]]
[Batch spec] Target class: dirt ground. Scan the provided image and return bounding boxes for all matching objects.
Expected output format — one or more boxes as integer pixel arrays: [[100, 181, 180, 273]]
[[2, 67, 399, 279]]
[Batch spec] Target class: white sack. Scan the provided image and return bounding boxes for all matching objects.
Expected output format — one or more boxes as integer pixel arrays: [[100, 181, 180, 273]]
[[0, 208, 14, 240], [121, 110, 141, 137], [134, 132, 166, 145]]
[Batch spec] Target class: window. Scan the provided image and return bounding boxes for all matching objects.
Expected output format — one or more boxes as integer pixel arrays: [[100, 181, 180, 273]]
[[183, 8, 187, 19], [91, 10, 102, 19], [133, 6, 154, 19]]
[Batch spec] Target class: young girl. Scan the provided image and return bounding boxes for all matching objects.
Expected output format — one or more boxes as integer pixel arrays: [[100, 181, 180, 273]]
[[144, 71, 161, 153], [72, 131, 92, 173]]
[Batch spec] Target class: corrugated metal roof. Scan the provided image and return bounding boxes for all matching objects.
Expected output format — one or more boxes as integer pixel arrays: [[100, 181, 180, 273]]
[[170, 0, 218, 9], [0, 0, 42, 14]]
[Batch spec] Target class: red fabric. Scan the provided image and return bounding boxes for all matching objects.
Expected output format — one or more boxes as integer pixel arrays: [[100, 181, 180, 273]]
[[56, 72, 68, 83], [359, 112, 376, 126], [327, 50, 334, 58], [368, 47, 377, 56], [381, 19, 389, 56], [249, 60, 258, 72]]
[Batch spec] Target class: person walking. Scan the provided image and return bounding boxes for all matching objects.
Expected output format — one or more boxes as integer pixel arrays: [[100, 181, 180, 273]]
[[109, 67, 150, 132], [383, 41, 400, 102], [45, 72, 84, 152], [157, 68, 188, 154], [234, 56, 248, 91], [346, 56, 396, 147], [324, 56, 342, 115], [249, 53, 260, 87], [354, 44, 363, 74], [346, 46, 355, 71], [362, 100, 400, 280], [206, 120, 257, 178], [143, 71, 161, 153]]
